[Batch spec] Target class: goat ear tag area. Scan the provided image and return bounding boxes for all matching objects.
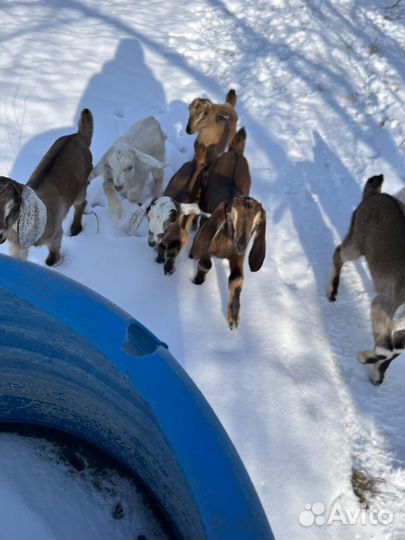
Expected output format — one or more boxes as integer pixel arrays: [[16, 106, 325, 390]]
[[17, 186, 47, 248]]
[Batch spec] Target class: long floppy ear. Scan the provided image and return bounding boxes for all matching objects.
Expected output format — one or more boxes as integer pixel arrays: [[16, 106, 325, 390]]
[[190, 202, 226, 259], [132, 148, 165, 169], [127, 198, 153, 235], [87, 151, 108, 181], [248, 207, 266, 272], [179, 203, 210, 218], [17, 186, 47, 248]]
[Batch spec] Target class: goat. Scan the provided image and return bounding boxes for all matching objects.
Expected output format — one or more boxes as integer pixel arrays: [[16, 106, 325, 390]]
[[186, 89, 238, 165], [88, 116, 166, 219], [327, 174, 405, 384], [128, 195, 209, 275], [0, 109, 93, 266], [190, 196, 266, 329]]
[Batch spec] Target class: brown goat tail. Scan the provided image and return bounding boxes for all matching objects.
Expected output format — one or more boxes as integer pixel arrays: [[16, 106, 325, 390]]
[[78, 108, 93, 146]]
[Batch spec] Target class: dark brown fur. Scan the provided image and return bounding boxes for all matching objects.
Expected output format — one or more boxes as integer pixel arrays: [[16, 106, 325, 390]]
[[200, 127, 250, 213], [1, 109, 93, 265]]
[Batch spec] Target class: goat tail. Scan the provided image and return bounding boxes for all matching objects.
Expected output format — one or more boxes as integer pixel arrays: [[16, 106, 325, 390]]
[[78, 108, 93, 147]]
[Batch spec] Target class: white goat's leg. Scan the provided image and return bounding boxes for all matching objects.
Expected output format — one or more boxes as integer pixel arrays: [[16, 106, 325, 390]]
[[103, 177, 122, 219], [9, 242, 29, 260]]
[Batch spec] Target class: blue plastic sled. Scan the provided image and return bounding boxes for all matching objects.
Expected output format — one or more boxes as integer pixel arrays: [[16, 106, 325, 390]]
[[0, 254, 273, 540]]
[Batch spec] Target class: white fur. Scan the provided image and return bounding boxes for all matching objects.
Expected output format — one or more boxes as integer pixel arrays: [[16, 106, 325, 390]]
[[89, 117, 166, 219], [127, 197, 210, 240], [148, 197, 177, 242], [4, 200, 14, 220], [17, 186, 47, 248]]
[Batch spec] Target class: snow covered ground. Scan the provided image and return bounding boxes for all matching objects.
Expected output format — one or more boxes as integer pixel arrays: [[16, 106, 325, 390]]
[[0, 0, 404, 538], [0, 430, 168, 539]]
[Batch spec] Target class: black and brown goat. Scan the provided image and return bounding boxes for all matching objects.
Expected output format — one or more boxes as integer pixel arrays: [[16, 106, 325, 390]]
[[190, 196, 266, 329], [189, 128, 265, 328]]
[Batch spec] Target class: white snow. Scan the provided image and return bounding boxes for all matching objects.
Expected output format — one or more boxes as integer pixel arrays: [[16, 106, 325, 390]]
[[0, 0, 404, 539], [0, 432, 168, 540]]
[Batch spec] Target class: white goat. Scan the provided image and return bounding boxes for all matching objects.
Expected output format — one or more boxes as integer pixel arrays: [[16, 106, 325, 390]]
[[89, 116, 166, 219]]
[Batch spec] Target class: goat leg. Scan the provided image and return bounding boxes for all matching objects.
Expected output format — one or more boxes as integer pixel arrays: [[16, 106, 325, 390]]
[[193, 256, 212, 285], [370, 354, 399, 385], [70, 200, 87, 236], [103, 178, 122, 219], [155, 244, 165, 264], [45, 230, 63, 267], [9, 242, 28, 260], [164, 239, 181, 276], [327, 245, 344, 301], [227, 256, 244, 329]]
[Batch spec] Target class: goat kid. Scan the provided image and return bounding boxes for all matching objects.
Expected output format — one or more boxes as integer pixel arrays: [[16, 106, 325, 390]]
[[88, 116, 166, 219], [128, 196, 209, 276], [190, 196, 266, 329], [0, 109, 93, 266], [186, 89, 238, 165], [327, 174, 405, 384]]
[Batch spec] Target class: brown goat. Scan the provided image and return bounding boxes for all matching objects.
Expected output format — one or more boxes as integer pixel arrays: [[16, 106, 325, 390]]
[[327, 174, 405, 384], [0, 109, 93, 266], [190, 196, 266, 329], [186, 89, 238, 165]]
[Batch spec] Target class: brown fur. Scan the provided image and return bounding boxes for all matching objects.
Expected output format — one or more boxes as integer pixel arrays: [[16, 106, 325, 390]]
[[190, 196, 266, 329], [1, 109, 93, 266], [164, 143, 207, 203], [327, 175, 405, 384], [200, 127, 250, 213], [186, 89, 238, 165]]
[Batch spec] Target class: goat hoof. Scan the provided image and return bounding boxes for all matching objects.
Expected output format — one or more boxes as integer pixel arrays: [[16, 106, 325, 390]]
[[46, 254, 63, 267], [192, 275, 205, 285], [70, 224, 83, 237], [228, 316, 239, 330], [155, 255, 164, 264], [164, 267, 175, 276], [370, 374, 383, 386]]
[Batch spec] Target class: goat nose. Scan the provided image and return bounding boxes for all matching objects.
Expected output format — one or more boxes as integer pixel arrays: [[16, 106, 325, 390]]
[[185, 122, 192, 135], [115, 185, 123, 192], [148, 239, 156, 248]]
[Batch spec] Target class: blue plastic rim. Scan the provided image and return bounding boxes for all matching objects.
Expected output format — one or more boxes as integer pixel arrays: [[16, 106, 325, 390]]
[[0, 254, 273, 540]]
